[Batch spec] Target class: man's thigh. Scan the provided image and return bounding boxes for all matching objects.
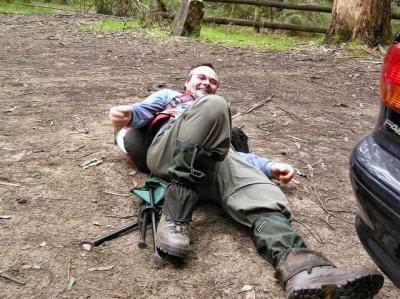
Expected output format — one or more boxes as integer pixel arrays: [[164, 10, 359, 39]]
[[146, 95, 230, 178], [146, 117, 179, 179]]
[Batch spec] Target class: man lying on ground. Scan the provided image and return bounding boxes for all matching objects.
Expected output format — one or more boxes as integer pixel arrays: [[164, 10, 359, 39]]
[[109, 63, 383, 299]]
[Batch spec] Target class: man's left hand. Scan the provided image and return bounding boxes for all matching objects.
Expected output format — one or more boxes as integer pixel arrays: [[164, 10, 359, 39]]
[[271, 163, 294, 184]]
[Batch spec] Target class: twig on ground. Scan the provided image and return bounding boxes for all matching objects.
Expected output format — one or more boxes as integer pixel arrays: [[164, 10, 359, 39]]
[[16, 216, 25, 225], [327, 209, 356, 214], [360, 46, 382, 58], [359, 60, 382, 65], [232, 96, 273, 119], [286, 134, 303, 142], [79, 152, 94, 158], [277, 106, 296, 120], [0, 181, 21, 187], [67, 258, 71, 282], [256, 124, 270, 132], [291, 218, 324, 244], [66, 144, 86, 152], [322, 197, 357, 215], [80, 158, 103, 169], [105, 214, 135, 219], [103, 190, 131, 197], [65, 258, 76, 290], [311, 158, 324, 167], [0, 272, 25, 285], [311, 182, 337, 225]]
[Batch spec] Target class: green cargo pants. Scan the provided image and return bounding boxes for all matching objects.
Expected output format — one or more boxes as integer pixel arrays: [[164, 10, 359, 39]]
[[146, 94, 305, 265]]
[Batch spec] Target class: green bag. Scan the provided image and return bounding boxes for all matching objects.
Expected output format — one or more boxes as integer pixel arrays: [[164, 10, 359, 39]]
[[131, 176, 167, 206]]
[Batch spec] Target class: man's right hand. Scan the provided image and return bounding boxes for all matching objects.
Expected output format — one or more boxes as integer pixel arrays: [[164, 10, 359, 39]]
[[109, 105, 132, 132], [271, 162, 294, 184]]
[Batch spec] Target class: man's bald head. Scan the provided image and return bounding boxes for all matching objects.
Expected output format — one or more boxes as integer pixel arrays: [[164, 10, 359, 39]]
[[184, 63, 219, 95]]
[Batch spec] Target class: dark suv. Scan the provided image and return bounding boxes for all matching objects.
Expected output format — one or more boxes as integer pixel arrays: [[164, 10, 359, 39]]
[[349, 35, 400, 288]]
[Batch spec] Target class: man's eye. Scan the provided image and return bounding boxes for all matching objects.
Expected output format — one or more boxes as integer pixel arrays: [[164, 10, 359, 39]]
[[210, 80, 218, 85]]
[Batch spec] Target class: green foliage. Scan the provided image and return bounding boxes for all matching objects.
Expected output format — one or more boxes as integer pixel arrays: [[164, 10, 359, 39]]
[[0, 2, 50, 13], [199, 24, 321, 50], [94, 0, 147, 17], [80, 18, 169, 37], [157, 0, 333, 37], [0, 0, 95, 13], [0, 0, 74, 13], [392, 20, 400, 37], [79, 18, 322, 50]]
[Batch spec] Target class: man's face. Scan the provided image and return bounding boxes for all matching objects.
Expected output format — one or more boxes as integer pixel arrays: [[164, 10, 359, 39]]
[[184, 66, 219, 95]]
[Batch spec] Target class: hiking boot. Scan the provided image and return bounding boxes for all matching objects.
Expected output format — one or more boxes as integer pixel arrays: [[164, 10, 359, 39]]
[[275, 248, 384, 299], [156, 213, 191, 258], [285, 265, 384, 298]]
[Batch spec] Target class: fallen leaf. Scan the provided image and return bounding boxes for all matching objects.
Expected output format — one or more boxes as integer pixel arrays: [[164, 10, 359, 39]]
[[66, 276, 75, 291], [82, 243, 92, 251], [245, 290, 255, 299], [241, 285, 253, 292], [4, 106, 19, 113]]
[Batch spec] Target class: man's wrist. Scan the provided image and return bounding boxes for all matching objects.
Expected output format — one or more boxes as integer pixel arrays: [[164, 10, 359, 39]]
[[264, 161, 276, 179]]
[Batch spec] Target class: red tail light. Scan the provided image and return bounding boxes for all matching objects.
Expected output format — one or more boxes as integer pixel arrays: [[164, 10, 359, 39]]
[[381, 45, 400, 112]]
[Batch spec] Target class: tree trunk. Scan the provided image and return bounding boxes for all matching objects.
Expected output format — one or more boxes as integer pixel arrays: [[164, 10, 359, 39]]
[[325, 0, 392, 46], [254, 7, 261, 33], [149, 0, 166, 20], [172, 0, 204, 37]]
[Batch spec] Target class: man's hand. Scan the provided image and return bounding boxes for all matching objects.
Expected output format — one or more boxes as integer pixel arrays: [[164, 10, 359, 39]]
[[109, 105, 132, 132], [271, 163, 294, 184]]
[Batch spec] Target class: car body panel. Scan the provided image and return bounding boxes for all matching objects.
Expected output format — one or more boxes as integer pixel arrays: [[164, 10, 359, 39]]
[[350, 131, 400, 288]]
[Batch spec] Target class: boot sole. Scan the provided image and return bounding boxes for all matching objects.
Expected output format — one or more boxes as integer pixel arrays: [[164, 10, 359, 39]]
[[157, 241, 190, 258], [288, 273, 384, 299]]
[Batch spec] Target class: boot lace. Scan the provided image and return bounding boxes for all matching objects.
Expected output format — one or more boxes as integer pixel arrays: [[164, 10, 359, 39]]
[[166, 216, 191, 234]]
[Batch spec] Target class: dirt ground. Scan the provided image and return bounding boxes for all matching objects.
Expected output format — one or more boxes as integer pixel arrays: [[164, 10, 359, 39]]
[[1, 12, 399, 299]]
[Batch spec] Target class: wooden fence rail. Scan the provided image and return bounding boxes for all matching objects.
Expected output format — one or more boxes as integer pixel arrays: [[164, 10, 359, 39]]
[[204, 0, 331, 13], [161, 12, 327, 33], [165, 0, 400, 35], [203, 0, 400, 20]]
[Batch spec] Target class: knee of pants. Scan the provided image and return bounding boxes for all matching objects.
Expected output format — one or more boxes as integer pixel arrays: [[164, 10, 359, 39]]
[[193, 95, 229, 124], [223, 183, 291, 228]]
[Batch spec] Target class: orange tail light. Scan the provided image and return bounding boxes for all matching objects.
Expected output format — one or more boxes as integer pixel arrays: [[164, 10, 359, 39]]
[[381, 45, 400, 112]]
